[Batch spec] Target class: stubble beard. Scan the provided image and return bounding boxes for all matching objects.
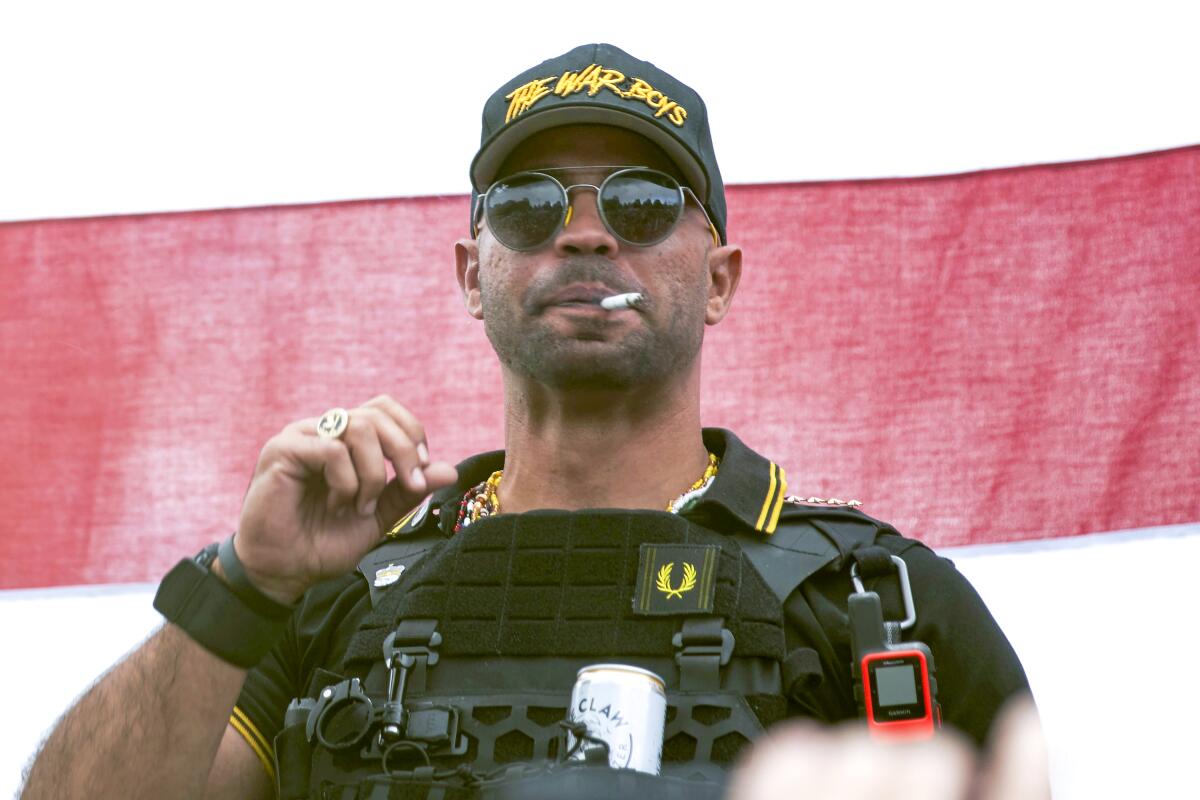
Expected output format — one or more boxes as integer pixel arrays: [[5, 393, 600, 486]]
[[479, 256, 706, 392]]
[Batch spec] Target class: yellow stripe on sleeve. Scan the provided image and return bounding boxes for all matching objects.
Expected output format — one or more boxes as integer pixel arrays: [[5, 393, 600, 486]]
[[755, 462, 779, 532], [764, 467, 788, 535], [230, 706, 276, 784], [386, 505, 420, 538], [231, 705, 273, 758]]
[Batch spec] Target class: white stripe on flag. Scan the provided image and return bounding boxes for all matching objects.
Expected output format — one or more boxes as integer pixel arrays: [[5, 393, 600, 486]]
[[943, 521, 1200, 799], [1, 521, 1196, 799]]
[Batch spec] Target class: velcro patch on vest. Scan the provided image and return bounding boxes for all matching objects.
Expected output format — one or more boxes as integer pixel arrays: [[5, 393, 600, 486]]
[[633, 543, 719, 615], [343, 509, 786, 668]]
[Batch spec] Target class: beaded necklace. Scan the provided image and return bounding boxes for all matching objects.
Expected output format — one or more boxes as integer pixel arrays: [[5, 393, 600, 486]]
[[454, 452, 721, 533]]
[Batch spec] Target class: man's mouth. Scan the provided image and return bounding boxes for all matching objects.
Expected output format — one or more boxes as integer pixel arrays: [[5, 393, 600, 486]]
[[540, 284, 626, 310]]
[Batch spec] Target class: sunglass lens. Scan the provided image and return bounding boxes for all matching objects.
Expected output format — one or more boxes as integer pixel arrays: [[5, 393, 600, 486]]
[[601, 170, 683, 245], [485, 173, 565, 250]]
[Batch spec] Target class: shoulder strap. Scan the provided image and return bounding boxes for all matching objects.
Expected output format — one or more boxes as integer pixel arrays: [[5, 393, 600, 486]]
[[357, 498, 445, 607], [734, 503, 898, 604]]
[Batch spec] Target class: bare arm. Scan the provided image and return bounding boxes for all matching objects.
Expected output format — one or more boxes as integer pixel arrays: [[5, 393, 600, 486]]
[[205, 724, 275, 800], [21, 623, 267, 800], [21, 396, 456, 800]]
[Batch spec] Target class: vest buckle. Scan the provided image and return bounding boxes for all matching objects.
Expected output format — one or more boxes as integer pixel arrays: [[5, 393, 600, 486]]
[[672, 617, 735, 691], [380, 620, 443, 743]]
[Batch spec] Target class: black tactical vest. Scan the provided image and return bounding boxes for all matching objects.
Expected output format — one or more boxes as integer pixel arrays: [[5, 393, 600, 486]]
[[274, 505, 891, 799]]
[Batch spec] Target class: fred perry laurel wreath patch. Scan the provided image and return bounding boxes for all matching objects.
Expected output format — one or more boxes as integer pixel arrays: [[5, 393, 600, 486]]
[[633, 543, 719, 615]]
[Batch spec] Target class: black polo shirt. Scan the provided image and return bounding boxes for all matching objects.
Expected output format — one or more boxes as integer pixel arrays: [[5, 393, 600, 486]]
[[230, 429, 1030, 780]]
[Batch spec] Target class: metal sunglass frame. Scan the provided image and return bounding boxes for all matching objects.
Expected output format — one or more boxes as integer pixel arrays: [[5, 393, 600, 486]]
[[473, 165, 719, 250]]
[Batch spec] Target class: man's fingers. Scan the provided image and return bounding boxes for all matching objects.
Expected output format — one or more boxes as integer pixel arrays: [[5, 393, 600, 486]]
[[343, 405, 431, 506], [266, 432, 359, 511], [321, 446, 360, 513], [281, 400, 448, 519], [422, 461, 459, 493], [283, 416, 321, 438], [364, 395, 429, 466], [366, 409, 428, 496], [340, 411, 390, 516], [375, 461, 458, 527]]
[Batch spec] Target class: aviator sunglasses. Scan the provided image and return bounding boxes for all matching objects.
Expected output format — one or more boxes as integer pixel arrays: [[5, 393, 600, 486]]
[[474, 166, 719, 251]]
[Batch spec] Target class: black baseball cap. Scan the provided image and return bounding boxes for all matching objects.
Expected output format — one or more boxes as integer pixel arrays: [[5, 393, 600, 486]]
[[469, 43, 727, 244]]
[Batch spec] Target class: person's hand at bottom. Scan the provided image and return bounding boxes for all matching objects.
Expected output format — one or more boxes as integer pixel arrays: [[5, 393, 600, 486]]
[[727, 696, 1048, 800]]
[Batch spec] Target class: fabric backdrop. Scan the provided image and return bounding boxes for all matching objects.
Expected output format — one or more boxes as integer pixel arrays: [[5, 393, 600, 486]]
[[2, 145, 1197, 590]]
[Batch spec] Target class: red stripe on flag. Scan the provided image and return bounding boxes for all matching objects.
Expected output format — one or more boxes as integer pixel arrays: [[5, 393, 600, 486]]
[[2, 147, 1198, 589]]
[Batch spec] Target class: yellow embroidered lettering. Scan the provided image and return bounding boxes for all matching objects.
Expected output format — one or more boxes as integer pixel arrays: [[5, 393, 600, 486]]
[[545, 66, 689, 125], [504, 77, 555, 123], [556, 64, 600, 96], [591, 68, 626, 97], [576, 64, 606, 95], [625, 78, 653, 100], [553, 69, 578, 96], [553, 72, 572, 96]]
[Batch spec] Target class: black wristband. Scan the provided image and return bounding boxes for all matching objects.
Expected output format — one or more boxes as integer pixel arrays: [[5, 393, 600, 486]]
[[153, 546, 293, 668], [218, 534, 296, 619]]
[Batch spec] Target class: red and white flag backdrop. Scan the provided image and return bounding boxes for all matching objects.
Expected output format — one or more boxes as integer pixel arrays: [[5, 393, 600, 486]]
[[1, 144, 1198, 591], [3, 144, 1199, 800]]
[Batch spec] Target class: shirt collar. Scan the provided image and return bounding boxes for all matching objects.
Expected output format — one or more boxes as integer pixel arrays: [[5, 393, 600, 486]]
[[694, 428, 790, 535], [432, 427, 788, 536]]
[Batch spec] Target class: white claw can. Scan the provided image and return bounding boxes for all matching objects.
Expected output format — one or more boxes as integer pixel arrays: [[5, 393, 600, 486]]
[[567, 663, 667, 774]]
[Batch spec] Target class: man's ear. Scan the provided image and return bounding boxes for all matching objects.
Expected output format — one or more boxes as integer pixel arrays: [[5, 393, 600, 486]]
[[454, 238, 484, 320], [705, 243, 743, 324]]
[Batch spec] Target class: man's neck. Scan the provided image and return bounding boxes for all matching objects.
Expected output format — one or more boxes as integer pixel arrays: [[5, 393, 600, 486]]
[[496, 371, 710, 514]]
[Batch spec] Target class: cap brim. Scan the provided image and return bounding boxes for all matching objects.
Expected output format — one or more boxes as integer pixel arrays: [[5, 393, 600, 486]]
[[470, 104, 710, 200]]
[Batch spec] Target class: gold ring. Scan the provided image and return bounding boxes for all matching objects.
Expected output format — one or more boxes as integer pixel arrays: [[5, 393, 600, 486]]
[[316, 407, 350, 440]]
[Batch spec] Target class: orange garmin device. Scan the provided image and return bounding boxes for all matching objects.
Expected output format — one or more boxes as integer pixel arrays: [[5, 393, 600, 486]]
[[848, 555, 941, 740]]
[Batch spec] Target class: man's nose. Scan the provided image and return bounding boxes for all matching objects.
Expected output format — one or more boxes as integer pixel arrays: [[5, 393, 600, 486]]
[[553, 190, 621, 257]]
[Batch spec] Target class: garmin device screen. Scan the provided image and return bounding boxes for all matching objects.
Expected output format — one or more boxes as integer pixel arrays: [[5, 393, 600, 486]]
[[875, 663, 918, 706], [863, 650, 934, 736]]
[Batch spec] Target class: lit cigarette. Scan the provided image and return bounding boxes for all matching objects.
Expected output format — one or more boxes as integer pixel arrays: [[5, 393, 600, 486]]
[[599, 292, 645, 310]]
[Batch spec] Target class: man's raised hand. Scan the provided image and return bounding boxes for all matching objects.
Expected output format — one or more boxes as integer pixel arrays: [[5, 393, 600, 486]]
[[234, 395, 458, 604]]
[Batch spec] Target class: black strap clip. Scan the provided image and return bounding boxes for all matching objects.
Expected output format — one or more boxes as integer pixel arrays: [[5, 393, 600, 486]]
[[672, 617, 735, 691], [380, 620, 442, 744], [849, 548, 916, 645]]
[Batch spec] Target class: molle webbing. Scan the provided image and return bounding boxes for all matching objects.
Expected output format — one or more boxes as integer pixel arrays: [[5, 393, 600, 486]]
[[294, 511, 794, 796], [343, 510, 786, 671]]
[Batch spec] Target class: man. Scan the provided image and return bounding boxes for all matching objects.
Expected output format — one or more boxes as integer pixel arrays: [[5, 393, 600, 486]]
[[22, 44, 1030, 800]]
